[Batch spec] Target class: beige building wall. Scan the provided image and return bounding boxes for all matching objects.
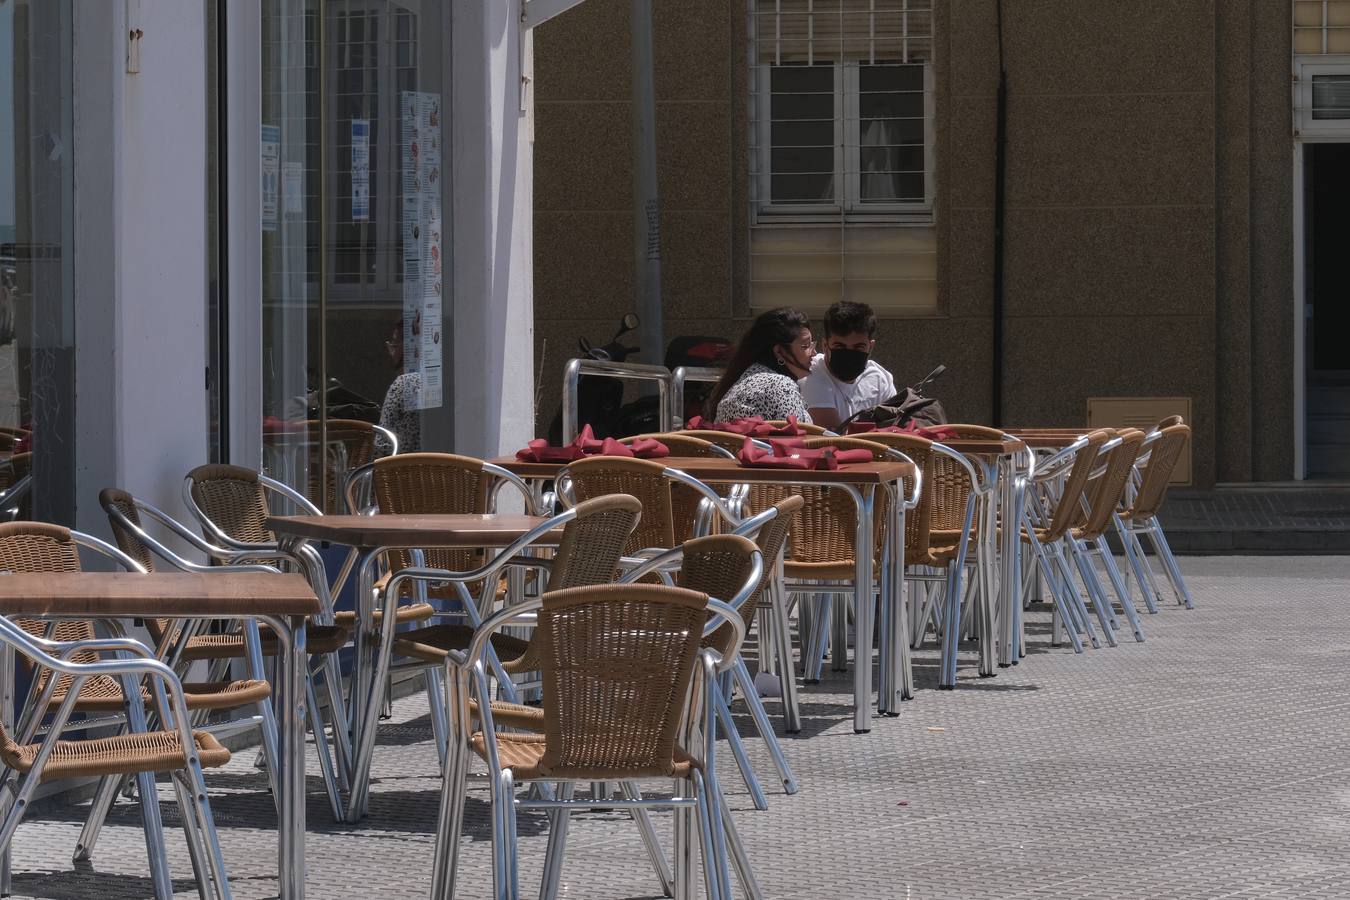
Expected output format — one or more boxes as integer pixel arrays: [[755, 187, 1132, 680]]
[[533, 0, 1294, 487]]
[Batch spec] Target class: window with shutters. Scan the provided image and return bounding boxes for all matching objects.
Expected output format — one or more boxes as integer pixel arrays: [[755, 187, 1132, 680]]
[[748, 0, 938, 316]]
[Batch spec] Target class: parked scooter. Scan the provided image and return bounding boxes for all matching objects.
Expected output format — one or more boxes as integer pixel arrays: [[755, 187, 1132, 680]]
[[546, 315, 734, 443]]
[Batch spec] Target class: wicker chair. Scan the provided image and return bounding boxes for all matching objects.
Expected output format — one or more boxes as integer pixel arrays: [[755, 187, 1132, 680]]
[[381, 494, 643, 767], [622, 534, 786, 812], [182, 464, 357, 807], [769, 419, 827, 435], [98, 488, 345, 824], [558, 456, 738, 553], [0, 522, 245, 893], [623, 432, 735, 459], [1017, 431, 1113, 652], [859, 431, 989, 689], [429, 584, 751, 900], [1064, 430, 1149, 645], [1117, 423, 1193, 610], [0, 616, 233, 898]]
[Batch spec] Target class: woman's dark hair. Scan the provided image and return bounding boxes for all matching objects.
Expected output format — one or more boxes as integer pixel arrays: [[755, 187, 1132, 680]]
[[706, 307, 811, 418]]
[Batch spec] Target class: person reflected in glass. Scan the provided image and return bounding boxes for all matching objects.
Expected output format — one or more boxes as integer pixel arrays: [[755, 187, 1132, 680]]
[[376, 319, 421, 455], [800, 301, 896, 430], [707, 307, 814, 424]]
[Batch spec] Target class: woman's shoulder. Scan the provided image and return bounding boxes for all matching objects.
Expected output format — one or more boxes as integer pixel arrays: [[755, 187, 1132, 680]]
[[735, 363, 794, 388]]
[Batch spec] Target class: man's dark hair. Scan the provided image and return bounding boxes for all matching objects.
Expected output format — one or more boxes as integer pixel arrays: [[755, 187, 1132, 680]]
[[823, 301, 877, 338]]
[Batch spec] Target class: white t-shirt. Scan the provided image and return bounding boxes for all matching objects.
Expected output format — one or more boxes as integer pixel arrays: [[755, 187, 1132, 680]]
[[799, 353, 897, 422]]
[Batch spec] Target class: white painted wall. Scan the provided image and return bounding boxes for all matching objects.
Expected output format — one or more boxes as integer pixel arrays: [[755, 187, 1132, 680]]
[[451, 0, 536, 460], [73, 0, 207, 536]]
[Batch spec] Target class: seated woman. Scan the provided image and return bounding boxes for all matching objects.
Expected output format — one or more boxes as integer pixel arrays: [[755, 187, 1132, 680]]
[[706, 307, 815, 424]]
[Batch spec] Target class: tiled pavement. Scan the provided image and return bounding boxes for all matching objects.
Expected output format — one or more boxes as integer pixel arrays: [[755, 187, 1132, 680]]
[[8, 555, 1350, 898]]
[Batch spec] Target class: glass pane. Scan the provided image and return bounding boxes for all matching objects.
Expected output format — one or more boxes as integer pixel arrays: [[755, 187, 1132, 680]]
[[1312, 74, 1350, 120], [262, 0, 451, 511], [858, 63, 925, 203], [0, 0, 76, 523], [769, 65, 835, 204]]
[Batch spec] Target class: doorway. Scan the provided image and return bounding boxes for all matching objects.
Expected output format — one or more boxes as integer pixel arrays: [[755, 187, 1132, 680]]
[[1304, 142, 1350, 478]]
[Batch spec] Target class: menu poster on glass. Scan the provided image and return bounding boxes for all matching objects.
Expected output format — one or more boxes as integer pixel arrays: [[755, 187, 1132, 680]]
[[261, 125, 280, 233], [351, 118, 370, 222], [400, 91, 443, 410]]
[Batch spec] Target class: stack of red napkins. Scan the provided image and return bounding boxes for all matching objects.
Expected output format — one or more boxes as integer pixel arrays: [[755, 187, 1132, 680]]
[[736, 437, 874, 471], [842, 421, 958, 442], [515, 425, 670, 462], [685, 415, 807, 437]]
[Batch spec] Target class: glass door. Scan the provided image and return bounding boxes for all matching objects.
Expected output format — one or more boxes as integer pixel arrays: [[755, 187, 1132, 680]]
[[260, 0, 451, 509]]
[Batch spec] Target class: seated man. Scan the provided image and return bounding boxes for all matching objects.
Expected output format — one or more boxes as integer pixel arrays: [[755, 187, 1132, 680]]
[[800, 301, 896, 430]]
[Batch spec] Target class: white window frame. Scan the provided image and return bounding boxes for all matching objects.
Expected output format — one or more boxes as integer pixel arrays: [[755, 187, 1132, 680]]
[[752, 59, 934, 224], [1294, 56, 1350, 137]]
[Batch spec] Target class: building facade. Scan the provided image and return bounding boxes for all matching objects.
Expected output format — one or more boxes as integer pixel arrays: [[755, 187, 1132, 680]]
[[533, 1, 1350, 486], [2, 0, 539, 536]]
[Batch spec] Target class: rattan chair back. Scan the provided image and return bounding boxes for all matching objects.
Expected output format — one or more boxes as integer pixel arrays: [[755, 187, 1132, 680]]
[[1037, 431, 1111, 542], [563, 456, 678, 552], [623, 433, 730, 459], [940, 424, 1007, 440], [855, 432, 934, 563], [298, 419, 378, 513], [768, 420, 827, 434], [674, 430, 755, 454], [186, 464, 275, 544], [546, 494, 644, 591], [98, 488, 176, 646], [0, 522, 99, 692], [371, 452, 492, 573], [533, 583, 709, 779], [1154, 415, 1185, 430], [1125, 424, 1190, 521], [677, 534, 761, 659], [1079, 430, 1146, 539]]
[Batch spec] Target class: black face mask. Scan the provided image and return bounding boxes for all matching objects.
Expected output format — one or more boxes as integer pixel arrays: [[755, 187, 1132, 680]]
[[826, 347, 869, 382]]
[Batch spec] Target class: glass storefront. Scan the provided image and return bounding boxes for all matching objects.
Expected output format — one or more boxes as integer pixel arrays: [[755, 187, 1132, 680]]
[[0, 0, 75, 523], [258, 0, 453, 510]]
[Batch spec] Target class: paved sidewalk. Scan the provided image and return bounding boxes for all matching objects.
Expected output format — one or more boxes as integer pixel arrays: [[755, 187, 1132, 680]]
[[8, 556, 1350, 898]]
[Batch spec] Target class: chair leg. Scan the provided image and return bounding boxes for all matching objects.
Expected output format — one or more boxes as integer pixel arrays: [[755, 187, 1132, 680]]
[[672, 781, 697, 900], [426, 668, 450, 774], [620, 781, 675, 898], [1095, 539, 1145, 642], [938, 565, 965, 688], [538, 782, 574, 900], [1129, 527, 1168, 611], [693, 770, 729, 900], [1052, 544, 1105, 649], [803, 595, 830, 684], [170, 772, 212, 900], [768, 579, 801, 734], [430, 668, 471, 900], [1031, 541, 1082, 654], [72, 772, 128, 862], [134, 769, 174, 900], [1115, 516, 1159, 614], [492, 768, 520, 900], [830, 592, 849, 673], [1149, 521, 1194, 608], [305, 670, 345, 822], [714, 690, 768, 811], [730, 659, 797, 795], [1069, 543, 1118, 646], [716, 784, 764, 900]]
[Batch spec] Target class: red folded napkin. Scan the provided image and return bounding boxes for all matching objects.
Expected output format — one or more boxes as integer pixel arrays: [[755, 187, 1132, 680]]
[[737, 438, 873, 471], [687, 415, 806, 437], [515, 425, 670, 462], [844, 421, 877, 435]]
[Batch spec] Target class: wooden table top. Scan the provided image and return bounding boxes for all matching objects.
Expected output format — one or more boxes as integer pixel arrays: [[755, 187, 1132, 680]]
[[0, 572, 320, 617], [267, 514, 562, 548], [493, 455, 915, 486]]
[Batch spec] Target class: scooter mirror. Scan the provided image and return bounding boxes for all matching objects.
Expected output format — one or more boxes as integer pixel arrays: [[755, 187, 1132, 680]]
[[621, 313, 640, 331]]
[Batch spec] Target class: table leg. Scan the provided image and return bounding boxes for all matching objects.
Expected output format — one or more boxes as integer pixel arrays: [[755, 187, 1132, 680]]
[[976, 460, 1000, 677], [998, 456, 1022, 668], [879, 483, 911, 713], [847, 484, 874, 733], [0, 641, 11, 896], [270, 614, 307, 900]]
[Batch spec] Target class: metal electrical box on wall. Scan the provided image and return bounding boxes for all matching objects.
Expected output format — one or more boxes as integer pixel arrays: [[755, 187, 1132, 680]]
[[1086, 397, 1193, 486]]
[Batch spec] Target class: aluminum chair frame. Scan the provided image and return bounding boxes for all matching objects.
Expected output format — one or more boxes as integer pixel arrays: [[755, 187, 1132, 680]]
[[0, 615, 232, 899], [429, 587, 753, 900], [1116, 426, 1194, 611]]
